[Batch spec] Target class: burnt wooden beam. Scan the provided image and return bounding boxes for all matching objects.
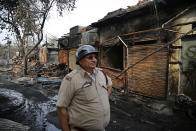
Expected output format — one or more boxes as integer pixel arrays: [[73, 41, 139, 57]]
[[169, 61, 182, 65], [171, 21, 196, 28], [170, 45, 182, 49], [125, 37, 158, 43], [100, 66, 122, 72]]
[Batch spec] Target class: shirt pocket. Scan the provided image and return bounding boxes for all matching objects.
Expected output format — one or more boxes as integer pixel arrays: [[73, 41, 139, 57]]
[[83, 85, 98, 101], [99, 82, 108, 95]]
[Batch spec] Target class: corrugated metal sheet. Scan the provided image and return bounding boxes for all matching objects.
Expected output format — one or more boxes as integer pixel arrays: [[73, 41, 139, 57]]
[[128, 42, 168, 99]]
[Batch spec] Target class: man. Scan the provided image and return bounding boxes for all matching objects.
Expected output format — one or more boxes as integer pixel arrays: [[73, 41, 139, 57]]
[[56, 45, 112, 131]]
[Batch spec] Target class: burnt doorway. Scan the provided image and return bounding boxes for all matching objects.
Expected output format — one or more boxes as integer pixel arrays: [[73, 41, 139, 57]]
[[100, 44, 124, 70]]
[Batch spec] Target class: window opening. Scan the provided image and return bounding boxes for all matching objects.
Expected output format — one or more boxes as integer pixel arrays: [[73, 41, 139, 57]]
[[101, 44, 123, 70]]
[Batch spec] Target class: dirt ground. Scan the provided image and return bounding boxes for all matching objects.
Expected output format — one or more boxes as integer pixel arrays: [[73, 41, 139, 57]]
[[0, 70, 196, 131]]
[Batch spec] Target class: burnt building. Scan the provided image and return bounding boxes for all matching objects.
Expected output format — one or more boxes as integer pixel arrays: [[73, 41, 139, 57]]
[[57, 0, 196, 100], [58, 26, 99, 70], [91, 0, 196, 99]]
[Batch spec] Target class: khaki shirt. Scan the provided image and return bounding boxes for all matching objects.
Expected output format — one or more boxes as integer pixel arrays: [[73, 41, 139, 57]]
[[56, 66, 112, 131]]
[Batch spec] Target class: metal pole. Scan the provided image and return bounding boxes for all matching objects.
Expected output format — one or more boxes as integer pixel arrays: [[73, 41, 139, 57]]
[[118, 36, 129, 92], [118, 36, 128, 68]]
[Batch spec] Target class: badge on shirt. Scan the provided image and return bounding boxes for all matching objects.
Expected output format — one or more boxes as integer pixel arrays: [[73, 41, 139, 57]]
[[82, 82, 92, 88], [65, 74, 71, 80]]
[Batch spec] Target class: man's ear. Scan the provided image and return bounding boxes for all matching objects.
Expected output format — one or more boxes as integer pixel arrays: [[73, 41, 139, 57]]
[[78, 60, 81, 66]]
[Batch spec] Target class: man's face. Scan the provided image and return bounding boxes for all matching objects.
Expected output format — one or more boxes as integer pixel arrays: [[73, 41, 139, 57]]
[[79, 53, 97, 72]]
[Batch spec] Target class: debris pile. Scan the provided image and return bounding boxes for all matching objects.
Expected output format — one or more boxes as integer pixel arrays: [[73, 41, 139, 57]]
[[8, 55, 69, 88]]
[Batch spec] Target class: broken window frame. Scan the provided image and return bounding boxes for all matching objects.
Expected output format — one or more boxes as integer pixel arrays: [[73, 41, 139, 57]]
[[99, 44, 124, 71]]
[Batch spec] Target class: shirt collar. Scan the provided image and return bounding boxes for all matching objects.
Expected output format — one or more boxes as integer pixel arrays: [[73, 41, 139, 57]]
[[76, 65, 98, 77]]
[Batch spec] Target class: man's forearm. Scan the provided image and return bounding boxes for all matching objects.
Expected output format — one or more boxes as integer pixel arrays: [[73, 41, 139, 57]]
[[57, 107, 70, 131]]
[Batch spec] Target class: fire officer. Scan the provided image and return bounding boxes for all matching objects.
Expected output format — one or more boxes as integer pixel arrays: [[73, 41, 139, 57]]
[[56, 45, 112, 131]]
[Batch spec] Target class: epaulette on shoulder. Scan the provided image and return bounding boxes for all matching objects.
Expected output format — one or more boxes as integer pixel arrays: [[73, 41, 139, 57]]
[[96, 67, 103, 71], [65, 70, 77, 81]]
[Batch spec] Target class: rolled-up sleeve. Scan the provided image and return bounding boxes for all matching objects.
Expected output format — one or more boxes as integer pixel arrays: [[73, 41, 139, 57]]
[[56, 78, 75, 108]]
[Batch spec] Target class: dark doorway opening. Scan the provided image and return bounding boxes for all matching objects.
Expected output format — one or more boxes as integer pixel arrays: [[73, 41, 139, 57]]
[[101, 44, 123, 70]]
